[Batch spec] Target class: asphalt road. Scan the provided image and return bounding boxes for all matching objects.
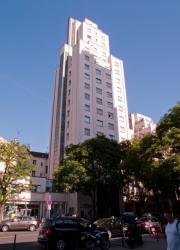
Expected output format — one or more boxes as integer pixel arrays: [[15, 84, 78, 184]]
[[0, 231, 167, 250]]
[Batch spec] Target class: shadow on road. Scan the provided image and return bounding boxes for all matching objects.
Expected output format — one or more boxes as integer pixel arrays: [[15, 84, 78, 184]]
[[0, 242, 43, 250]]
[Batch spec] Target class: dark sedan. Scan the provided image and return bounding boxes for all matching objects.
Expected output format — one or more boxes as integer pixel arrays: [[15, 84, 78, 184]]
[[93, 217, 127, 238], [38, 216, 109, 250]]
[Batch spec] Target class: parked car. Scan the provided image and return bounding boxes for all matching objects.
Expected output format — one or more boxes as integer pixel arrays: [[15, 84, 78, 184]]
[[136, 216, 162, 234], [122, 212, 138, 223], [38, 216, 109, 250], [0, 216, 39, 232], [93, 217, 127, 238], [38, 218, 55, 245], [142, 213, 166, 225]]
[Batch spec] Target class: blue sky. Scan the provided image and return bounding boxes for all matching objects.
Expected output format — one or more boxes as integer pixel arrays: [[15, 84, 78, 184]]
[[0, 0, 179, 152]]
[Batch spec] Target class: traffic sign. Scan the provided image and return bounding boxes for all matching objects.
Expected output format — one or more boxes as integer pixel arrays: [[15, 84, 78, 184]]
[[47, 199, 52, 205]]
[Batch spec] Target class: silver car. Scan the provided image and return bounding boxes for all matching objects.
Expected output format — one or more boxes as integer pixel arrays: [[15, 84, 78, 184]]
[[0, 216, 39, 232]]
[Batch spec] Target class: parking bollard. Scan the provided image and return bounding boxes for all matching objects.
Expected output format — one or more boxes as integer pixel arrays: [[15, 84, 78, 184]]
[[13, 234, 16, 250]]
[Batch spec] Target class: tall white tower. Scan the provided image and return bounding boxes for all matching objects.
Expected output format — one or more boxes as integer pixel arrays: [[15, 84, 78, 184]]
[[49, 18, 130, 178]]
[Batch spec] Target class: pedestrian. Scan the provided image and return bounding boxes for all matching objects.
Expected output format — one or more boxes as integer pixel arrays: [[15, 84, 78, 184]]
[[164, 209, 180, 250]]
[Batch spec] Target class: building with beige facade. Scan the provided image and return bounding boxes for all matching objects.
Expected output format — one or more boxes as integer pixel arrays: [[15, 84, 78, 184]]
[[49, 17, 130, 178], [129, 113, 156, 138], [0, 137, 77, 219]]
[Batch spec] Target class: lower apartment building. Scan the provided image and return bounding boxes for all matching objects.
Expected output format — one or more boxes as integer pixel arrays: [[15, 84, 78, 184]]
[[129, 113, 156, 139], [0, 137, 77, 219]]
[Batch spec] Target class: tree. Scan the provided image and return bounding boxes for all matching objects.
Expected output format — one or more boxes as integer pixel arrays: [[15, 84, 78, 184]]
[[84, 135, 124, 217], [54, 135, 125, 218], [152, 103, 180, 211], [0, 140, 34, 220], [129, 103, 180, 212]]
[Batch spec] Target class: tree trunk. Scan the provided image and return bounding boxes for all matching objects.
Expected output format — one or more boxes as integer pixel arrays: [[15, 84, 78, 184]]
[[0, 204, 4, 221]]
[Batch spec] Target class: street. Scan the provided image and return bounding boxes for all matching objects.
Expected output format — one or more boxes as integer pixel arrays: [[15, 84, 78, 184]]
[[0, 231, 167, 250]]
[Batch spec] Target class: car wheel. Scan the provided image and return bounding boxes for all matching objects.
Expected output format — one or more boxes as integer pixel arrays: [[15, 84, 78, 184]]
[[56, 239, 66, 250], [101, 237, 110, 250], [85, 239, 94, 250], [107, 230, 112, 239], [29, 224, 36, 232], [2, 225, 9, 232]]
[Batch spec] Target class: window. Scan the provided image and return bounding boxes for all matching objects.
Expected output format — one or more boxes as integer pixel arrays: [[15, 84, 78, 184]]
[[96, 97, 102, 105], [107, 102, 113, 108], [102, 42, 106, 47], [85, 82, 90, 89], [108, 112, 114, 119], [67, 99, 70, 106], [33, 160, 36, 165], [45, 166, 48, 174], [119, 116, 124, 122], [41, 162, 43, 166], [116, 78, 120, 83], [115, 62, 119, 67], [96, 69, 101, 75], [69, 71, 71, 77], [67, 121, 69, 128], [85, 93, 90, 100], [22, 217, 31, 221], [118, 96, 122, 102], [85, 73, 90, 80], [68, 89, 71, 95], [87, 35, 91, 39], [106, 82, 112, 88], [84, 64, 90, 70], [97, 120, 103, 127], [84, 104, 90, 112], [96, 78, 102, 84], [87, 28, 91, 33], [101, 36, 105, 41], [109, 134, 115, 140], [66, 133, 69, 140], [32, 171, 36, 177], [115, 70, 120, 75], [118, 106, 123, 112], [97, 132, 104, 136], [120, 126, 125, 132], [117, 87, 121, 93], [108, 123, 114, 130], [69, 80, 71, 86], [84, 116, 90, 124], [67, 110, 70, 117], [85, 55, 90, 61], [84, 128, 90, 136], [106, 92, 112, 98], [106, 73, 111, 79], [97, 108, 103, 115], [96, 87, 102, 94]]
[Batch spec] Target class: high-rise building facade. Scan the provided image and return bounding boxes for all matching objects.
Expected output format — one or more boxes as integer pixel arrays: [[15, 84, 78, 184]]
[[49, 18, 130, 178]]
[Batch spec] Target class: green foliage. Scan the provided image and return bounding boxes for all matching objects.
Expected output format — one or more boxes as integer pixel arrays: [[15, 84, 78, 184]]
[[0, 141, 34, 207], [54, 159, 89, 192], [54, 103, 180, 214]]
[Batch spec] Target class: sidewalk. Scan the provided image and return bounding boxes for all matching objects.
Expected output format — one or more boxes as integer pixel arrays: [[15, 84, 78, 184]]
[[111, 235, 167, 250]]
